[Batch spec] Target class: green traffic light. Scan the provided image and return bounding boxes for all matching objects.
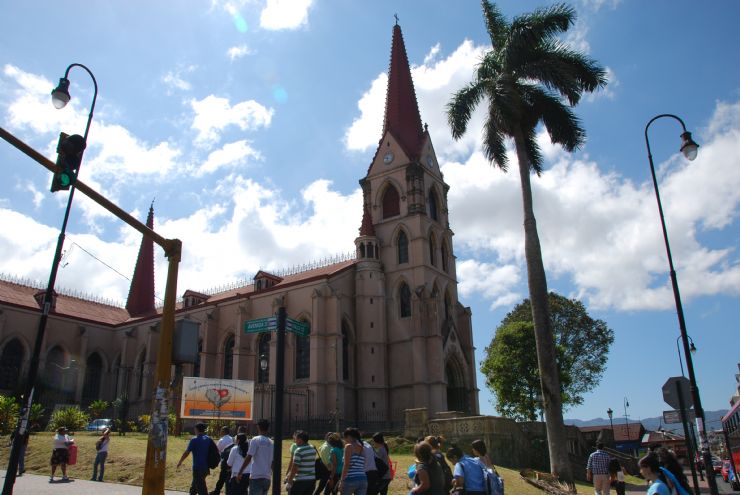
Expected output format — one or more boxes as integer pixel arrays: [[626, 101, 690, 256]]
[[60, 173, 71, 187]]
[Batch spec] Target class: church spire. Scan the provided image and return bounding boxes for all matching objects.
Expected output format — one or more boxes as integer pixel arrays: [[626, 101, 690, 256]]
[[382, 22, 424, 160], [359, 202, 376, 237], [126, 203, 155, 317]]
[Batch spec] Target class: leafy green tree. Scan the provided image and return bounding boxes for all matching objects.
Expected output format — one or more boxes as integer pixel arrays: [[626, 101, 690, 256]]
[[0, 395, 20, 435], [447, 1, 606, 482], [482, 293, 614, 421]]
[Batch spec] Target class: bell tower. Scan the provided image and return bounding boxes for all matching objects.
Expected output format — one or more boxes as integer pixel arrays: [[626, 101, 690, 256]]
[[353, 22, 478, 418]]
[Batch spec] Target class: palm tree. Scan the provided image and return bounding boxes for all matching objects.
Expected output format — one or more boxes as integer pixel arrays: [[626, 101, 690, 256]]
[[447, 1, 606, 484]]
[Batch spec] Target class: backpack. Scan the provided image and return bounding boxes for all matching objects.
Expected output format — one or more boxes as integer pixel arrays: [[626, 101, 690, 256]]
[[483, 466, 504, 495], [208, 439, 221, 469], [375, 455, 389, 477], [221, 443, 235, 470], [434, 452, 453, 492]]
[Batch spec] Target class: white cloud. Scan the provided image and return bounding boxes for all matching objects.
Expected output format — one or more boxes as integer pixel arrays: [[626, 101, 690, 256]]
[[227, 44, 253, 60], [457, 259, 522, 310], [197, 139, 262, 176], [162, 71, 192, 92], [190, 94, 274, 144], [259, 0, 313, 30], [442, 99, 740, 311]]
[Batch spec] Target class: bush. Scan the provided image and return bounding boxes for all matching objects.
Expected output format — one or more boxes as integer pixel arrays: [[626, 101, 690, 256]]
[[127, 420, 139, 433], [137, 412, 177, 434], [207, 419, 237, 437], [0, 395, 19, 435], [88, 399, 109, 419], [47, 406, 89, 432]]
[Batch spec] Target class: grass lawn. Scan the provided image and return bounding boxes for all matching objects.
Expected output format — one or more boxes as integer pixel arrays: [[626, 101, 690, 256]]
[[0, 432, 640, 495]]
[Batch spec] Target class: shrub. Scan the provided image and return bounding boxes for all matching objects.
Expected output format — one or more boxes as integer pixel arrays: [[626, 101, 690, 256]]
[[206, 419, 237, 437], [0, 395, 19, 435], [137, 413, 177, 433], [88, 399, 109, 419], [127, 420, 139, 433], [47, 406, 89, 432]]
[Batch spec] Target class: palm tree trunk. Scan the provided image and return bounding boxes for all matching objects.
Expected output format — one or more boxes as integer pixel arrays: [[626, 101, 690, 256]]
[[513, 129, 574, 485]]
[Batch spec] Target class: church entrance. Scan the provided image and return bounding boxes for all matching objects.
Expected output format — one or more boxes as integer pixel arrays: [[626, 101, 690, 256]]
[[445, 358, 468, 413]]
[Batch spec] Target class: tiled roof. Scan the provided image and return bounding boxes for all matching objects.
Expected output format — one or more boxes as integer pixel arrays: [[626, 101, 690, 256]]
[[0, 278, 130, 326], [580, 423, 645, 442]]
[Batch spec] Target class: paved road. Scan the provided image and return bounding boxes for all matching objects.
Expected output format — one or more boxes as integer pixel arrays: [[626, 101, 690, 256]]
[[621, 473, 736, 495], [0, 470, 184, 495]]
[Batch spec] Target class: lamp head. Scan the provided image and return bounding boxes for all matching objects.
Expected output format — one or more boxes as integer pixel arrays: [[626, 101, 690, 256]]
[[259, 354, 268, 371], [680, 131, 699, 161], [51, 77, 71, 109], [607, 408, 613, 418], [689, 341, 697, 353]]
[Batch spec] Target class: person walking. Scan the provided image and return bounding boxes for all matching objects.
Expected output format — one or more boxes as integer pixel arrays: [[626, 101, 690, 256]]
[[446, 445, 486, 495], [237, 418, 274, 495], [327, 433, 345, 495], [11, 430, 29, 476], [287, 430, 317, 495], [177, 422, 214, 495], [314, 432, 334, 495], [212, 426, 236, 495], [92, 427, 111, 481], [227, 433, 250, 495], [608, 458, 625, 495], [471, 440, 493, 469], [586, 442, 612, 495], [339, 428, 367, 495], [638, 454, 670, 495], [424, 436, 452, 493], [50, 426, 74, 482], [362, 435, 380, 495], [411, 442, 445, 495], [371, 433, 392, 495], [656, 448, 691, 495]]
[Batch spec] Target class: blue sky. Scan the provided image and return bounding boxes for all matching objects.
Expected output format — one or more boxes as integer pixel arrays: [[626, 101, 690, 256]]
[[1, 0, 739, 425]]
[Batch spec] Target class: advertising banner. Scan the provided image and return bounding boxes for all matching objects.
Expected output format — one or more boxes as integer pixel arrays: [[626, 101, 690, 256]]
[[180, 377, 254, 420]]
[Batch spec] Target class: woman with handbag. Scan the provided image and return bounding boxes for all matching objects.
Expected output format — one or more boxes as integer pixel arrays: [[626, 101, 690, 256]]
[[372, 433, 392, 495]]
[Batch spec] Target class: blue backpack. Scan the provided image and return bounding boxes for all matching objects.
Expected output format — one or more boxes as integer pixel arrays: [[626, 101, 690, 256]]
[[483, 465, 504, 495]]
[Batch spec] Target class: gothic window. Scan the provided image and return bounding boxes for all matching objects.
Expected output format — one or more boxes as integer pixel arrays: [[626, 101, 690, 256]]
[[382, 184, 400, 219], [441, 241, 449, 272], [257, 333, 271, 384], [0, 339, 23, 391], [341, 321, 350, 381], [429, 233, 437, 267], [397, 231, 409, 264], [223, 335, 235, 380], [367, 243, 375, 258], [429, 189, 439, 221], [399, 283, 412, 318], [194, 339, 202, 377], [136, 349, 146, 398], [44, 346, 66, 389], [445, 291, 452, 321], [82, 352, 104, 400], [359, 243, 366, 258], [295, 320, 310, 380]]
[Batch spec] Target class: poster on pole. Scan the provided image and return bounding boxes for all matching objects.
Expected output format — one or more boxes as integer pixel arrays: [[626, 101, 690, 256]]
[[180, 377, 254, 420]]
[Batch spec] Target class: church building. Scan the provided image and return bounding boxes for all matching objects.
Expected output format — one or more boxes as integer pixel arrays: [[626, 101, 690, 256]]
[[0, 23, 479, 427]]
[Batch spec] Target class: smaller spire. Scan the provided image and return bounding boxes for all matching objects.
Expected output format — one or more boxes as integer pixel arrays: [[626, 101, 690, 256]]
[[359, 202, 376, 236], [126, 204, 156, 317]]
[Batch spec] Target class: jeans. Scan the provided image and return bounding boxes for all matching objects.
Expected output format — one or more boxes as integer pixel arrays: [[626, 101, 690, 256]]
[[291, 479, 316, 495], [250, 477, 271, 495], [341, 478, 368, 495], [228, 476, 250, 495], [93, 451, 108, 481], [314, 469, 330, 495], [190, 468, 210, 495], [214, 466, 231, 494], [365, 471, 379, 495]]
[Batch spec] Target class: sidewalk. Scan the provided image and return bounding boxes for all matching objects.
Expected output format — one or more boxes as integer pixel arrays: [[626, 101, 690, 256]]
[[623, 473, 733, 495], [0, 470, 184, 495]]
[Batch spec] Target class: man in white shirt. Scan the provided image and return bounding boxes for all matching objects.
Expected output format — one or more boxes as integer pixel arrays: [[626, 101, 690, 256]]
[[237, 419, 274, 495], [211, 426, 235, 495]]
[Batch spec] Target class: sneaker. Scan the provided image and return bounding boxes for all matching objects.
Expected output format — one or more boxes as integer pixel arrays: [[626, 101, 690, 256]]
[[62, 476, 69, 481]]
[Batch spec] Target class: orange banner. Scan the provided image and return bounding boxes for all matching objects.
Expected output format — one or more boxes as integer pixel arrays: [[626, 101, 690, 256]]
[[180, 377, 254, 420]]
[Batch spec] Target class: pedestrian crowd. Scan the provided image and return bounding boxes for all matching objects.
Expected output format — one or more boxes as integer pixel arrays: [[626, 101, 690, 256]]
[[586, 442, 693, 495]]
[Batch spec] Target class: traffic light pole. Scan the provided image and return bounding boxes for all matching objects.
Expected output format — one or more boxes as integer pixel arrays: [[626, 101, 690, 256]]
[[0, 125, 181, 495]]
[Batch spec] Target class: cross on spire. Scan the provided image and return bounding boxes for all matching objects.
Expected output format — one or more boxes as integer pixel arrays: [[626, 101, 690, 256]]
[[394, 13, 399, 25]]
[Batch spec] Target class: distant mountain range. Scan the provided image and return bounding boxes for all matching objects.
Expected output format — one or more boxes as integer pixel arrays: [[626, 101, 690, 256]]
[[565, 409, 728, 433]]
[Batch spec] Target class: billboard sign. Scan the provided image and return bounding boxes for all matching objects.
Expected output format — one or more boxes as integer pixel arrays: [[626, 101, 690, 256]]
[[180, 377, 254, 420]]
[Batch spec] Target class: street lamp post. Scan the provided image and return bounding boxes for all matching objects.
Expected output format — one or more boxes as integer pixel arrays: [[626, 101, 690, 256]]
[[1, 63, 97, 495], [645, 113, 718, 495], [607, 408, 614, 447], [675, 334, 697, 377]]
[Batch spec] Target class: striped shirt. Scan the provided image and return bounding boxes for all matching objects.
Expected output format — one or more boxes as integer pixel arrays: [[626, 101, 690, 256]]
[[345, 446, 367, 481], [293, 444, 316, 481]]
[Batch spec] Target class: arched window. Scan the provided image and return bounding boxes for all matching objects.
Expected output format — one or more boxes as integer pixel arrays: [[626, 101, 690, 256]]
[[359, 243, 366, 258], [397, 231, 409, 264], [341, 321, 350, 381], [399, 283, 412, 318], [136, 350, 146, 398], [44, 346, 66, 389], [0, 339, 24, 390], [295, 320, 311, 380], [82, 352, 103, 400], [441, 241, 449, 272], [223, 335, 235, 380], [194, 339, 203, 377], [382, 184, 400, 219], [429, 189, 439, 221], [367, 243, 375, 259], [429, 233, 437, 267], [257, 333, 271, 384]]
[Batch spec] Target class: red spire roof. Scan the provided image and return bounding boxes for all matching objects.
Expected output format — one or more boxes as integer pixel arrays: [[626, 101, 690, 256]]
[[126, 204, 155, 317], [382, 23, 424, 160], [359, 202, 376, 236]]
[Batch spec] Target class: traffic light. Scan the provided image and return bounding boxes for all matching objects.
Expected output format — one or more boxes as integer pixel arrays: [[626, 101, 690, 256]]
[[50, 132, 86, 193]]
